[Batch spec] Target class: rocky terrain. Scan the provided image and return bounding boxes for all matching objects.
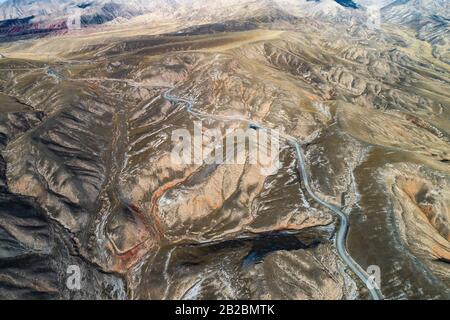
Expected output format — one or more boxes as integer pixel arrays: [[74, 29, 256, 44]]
[[0, 0, 449, 300]]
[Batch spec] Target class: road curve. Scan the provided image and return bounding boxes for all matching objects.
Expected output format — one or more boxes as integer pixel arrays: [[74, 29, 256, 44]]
[[163, 88, 383, 300], [289, 141, 383, 300]]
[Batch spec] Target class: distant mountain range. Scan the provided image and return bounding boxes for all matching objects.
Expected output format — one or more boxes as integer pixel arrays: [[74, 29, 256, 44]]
[[0, 0, 448, 41]]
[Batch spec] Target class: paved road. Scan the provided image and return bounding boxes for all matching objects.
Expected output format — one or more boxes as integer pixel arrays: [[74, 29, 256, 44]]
[[289, 140, 383, 300], [163, 88, 383, 300]]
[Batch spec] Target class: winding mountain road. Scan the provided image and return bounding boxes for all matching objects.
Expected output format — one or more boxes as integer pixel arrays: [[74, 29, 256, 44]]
[[163, 88, 384, 300]]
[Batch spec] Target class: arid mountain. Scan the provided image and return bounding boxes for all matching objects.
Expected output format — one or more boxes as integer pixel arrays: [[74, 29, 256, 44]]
[[0, 0, 423, 39], [382, 0, 450, 64], [1, 0, 448, 46], [382, 0, 449, 25], [0, 0, 172, 20], [0, 0, 449, 300]]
